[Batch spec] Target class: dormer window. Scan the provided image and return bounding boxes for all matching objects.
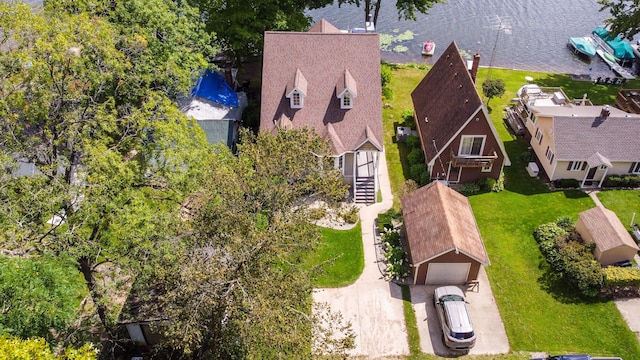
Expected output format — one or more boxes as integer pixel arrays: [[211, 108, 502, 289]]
[[291, 91, 302, 108], [342, 92, 352, 109], [286, 68, 307, 109], [337, 69, 357, 110]]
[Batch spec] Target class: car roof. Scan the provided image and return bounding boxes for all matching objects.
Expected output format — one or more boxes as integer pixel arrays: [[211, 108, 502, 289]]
[[443, 300, 473, 333], [434, 286, 465, 300]]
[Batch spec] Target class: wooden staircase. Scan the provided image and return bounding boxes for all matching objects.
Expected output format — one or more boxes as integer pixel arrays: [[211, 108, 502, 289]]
[[355, 177, 375, 204]]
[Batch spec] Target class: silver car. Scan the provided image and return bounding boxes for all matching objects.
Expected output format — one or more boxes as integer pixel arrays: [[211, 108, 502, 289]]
[[433, 286, 476, 351]]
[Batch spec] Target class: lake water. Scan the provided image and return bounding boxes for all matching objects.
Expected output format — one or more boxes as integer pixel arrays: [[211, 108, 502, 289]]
[[307, 0, 637, 77], [22, 0, 635, 77]]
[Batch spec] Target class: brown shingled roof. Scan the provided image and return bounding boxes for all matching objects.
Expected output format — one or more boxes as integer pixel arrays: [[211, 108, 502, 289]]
[[411, 42, 484, 162], [260, 19, 382, 155], [578, 206, 639, 252], [401, 181, 490, 265]]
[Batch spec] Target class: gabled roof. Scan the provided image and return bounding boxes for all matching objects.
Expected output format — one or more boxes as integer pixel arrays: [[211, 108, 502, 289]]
[[410, 42, 509, 165], [532, 105, 640, 161], [411, 42, 483, 161], [578, 206, 638, 252], [401, 181, 490, 265], [260, 19, 382, 155]]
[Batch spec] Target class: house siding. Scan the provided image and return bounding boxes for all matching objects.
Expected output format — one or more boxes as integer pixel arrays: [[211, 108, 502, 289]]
[[433, 113, 505, 183]]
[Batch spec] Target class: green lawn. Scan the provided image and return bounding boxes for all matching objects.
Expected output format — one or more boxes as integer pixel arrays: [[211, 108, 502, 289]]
[[308, 223, 364, 288], [384, 65, 640, 358], [597, 189, 640, 228]]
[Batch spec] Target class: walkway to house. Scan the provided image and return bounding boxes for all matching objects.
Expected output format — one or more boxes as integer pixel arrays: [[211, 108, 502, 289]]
[[313, 152, 410, 358]]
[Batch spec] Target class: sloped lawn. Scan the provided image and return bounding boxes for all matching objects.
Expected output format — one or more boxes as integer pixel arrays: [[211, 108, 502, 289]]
[[307, 223, 364, 288]]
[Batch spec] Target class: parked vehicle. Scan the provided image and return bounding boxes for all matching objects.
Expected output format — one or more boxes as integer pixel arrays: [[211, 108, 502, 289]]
[[433, 286, 476, 351], [531, 354, 622, 360]]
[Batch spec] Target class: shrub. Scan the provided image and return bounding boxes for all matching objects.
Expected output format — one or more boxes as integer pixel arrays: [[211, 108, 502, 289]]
[[382, 229, 401, 248], [409, 163, 430, 186], [520, 151, 535, 163], [555, 216, 574, 229], [459, 182, 481, 194], [405, 135, 421, 150], [603, 174, 640, 188], [382, 87, 394, 100], [555, 178, 581, 188], [407, 147, 425, 165], [340, 206, 359, 224], [309, 207, 327, 221], [401, 108, 415, 127], [534, 223, 567, 244], [604, 266, 640, 288]]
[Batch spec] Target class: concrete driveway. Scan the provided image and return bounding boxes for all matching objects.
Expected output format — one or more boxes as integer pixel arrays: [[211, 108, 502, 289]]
[[313, 154, 510, 358], [313, 154, 409, 358], [409, 266, 510, 356]]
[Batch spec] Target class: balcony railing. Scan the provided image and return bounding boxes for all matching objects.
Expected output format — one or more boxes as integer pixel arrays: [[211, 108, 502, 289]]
[[450, 148, 498, 168]]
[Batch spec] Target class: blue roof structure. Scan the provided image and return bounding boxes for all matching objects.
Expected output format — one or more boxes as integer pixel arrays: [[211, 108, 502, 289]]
[[192, 69, 239, 107], [593, 26, 635, 60]]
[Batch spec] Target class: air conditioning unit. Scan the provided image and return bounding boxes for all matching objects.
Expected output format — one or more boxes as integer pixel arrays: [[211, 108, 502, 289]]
[[526, 162, 539, 177]]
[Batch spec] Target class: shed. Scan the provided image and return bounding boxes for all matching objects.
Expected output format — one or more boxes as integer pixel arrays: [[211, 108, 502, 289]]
[[180, 70, 247, 149], [401, 181, 490, 285], [575, 206, 639, 266]]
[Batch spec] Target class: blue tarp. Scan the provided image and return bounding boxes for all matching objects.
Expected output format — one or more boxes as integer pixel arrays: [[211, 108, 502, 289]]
[[593, 26, 635, 60], [192, 70, 239, 107]]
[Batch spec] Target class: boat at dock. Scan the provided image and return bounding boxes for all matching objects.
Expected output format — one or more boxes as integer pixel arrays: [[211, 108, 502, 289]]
[[568, 36, 596, 57], [595, 49, 635, 79]]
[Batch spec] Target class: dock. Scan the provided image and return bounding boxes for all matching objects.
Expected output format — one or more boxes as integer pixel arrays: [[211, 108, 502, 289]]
[[591, 34, 636, 79]]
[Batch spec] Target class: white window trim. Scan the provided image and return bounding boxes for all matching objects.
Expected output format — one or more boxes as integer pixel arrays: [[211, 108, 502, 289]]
[[481, 164, 493, 172], [458, 135, 486, 157], [545, 146, 554, 163], [289, 90, 303, 109], [338, 89, 354, 109], [334, 155, 344, 172], [535, 128, 543, 144], [569, 161, 583, 171], [631, 162, 640, 174]]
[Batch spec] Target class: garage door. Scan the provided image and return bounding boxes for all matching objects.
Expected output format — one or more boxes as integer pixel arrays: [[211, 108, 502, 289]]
[[425, 263, 470, 285]]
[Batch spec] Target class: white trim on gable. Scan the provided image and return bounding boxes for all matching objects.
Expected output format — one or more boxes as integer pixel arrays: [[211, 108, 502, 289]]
[[337, 88, 356, 109], [287, 89, 304, 109]]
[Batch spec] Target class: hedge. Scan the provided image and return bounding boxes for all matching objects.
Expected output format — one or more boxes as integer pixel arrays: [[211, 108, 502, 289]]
[[604, 266, 640, 288]]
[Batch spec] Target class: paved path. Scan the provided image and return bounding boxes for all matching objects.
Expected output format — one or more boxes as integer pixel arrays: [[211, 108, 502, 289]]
[[313, 153, 410, 358]]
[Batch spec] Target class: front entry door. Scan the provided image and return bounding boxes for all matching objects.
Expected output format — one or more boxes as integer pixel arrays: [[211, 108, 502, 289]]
[[586, 167, 597, 180]]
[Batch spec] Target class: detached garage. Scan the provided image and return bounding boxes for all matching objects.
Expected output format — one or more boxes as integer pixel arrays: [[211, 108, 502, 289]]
[[401, 181, 490, 285], [576, 206, 639, 266]]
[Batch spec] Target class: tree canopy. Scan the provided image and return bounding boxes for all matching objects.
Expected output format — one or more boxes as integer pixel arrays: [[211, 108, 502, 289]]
[[0, 0, 214, 349], [599, 0, 640, 39], [337, 0, 445, 28], [0, 256, 86, 342], [128, 128, 352, 358]]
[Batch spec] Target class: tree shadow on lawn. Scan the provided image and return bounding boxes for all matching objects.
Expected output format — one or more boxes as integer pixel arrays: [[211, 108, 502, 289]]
[[502, 138, 550, 196], [392, 121, 412, 181], [536, 259, 608, 305]]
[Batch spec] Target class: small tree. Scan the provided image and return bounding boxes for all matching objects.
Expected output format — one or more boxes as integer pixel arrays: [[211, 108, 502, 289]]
[[482, 78, 506, 106]]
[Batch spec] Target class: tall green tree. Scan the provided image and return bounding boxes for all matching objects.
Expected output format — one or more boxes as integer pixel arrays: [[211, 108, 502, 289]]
[[337, 0, 445, 28], [482, 78, 506, 106], [191, 0, 328, 61], [0, 1, 213, 349], [599, 0, 640, 39], [132, 128, 353, 358]]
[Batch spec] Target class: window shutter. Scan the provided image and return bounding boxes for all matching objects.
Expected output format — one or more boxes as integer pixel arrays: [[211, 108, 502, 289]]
[[630, 163, 637, 173], [581, 162, 587, 170], [567, 161, 573, 171], [550, 154, 554, 163]]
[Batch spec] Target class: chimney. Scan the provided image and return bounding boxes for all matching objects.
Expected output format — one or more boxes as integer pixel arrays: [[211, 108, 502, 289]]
[[600, 105, 610, 118], [470, 53, 480, 83], [224, 64, 234, 89]]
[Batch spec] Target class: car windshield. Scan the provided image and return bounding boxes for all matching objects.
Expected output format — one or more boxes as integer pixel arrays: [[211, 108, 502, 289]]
[[440, 294, 464, 302], [451, 330, 475, 340]]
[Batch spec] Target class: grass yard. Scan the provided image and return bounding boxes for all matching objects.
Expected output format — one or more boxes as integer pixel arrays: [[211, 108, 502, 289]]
[[384, 64, 640, 358], [597, 189, 640, 228], [308, 223, 364, 288]]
